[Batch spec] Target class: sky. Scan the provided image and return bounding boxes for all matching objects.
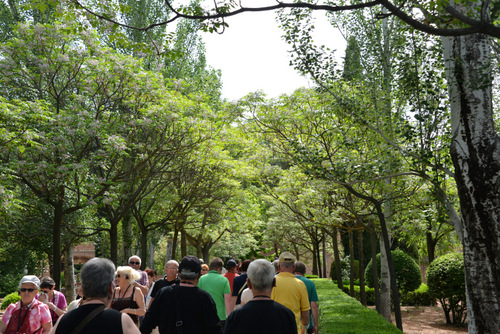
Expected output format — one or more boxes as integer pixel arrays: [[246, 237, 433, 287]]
[[198, 3, 347, 101]]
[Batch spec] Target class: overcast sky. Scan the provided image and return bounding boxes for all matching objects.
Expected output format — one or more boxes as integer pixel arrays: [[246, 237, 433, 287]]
[[198, 5, 346, 101]]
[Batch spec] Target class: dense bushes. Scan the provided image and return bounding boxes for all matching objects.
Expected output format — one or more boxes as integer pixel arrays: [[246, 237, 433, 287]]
[[1, 292, 21, 309], [426, 252, 466, 325], [365, 250, 421, 292], [400, 284, 434, 306], [330, 255, 360, 281]]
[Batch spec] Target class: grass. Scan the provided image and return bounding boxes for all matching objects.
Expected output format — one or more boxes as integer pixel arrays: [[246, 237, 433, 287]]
[[313, 279, 402, 334]]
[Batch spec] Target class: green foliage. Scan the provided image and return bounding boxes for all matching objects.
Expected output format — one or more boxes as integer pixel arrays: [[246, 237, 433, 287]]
[[365, 250, 422, 292], [314, 279, 402, 333], [401, 283, 434, 306], [330, 255, 360, 281], [1, 292, 21, 310], [426, 252, 466, 325], [342, 284, 376, 306]]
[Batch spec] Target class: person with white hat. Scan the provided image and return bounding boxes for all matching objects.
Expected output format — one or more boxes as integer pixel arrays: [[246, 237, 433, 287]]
[[0, 275, 52, 334]]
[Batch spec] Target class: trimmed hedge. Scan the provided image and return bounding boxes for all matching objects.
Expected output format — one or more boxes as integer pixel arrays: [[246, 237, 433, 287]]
[[365, 250, 421, 292], [400, 283, 434, 306]]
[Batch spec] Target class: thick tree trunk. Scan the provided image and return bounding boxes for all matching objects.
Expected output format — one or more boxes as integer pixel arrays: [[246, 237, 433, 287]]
[[379, 236, 391, 322], [348, 230, 355, 296], [165, 238, 174, 264], [64, 246, 75, 302], [443, 29, 500, 333]]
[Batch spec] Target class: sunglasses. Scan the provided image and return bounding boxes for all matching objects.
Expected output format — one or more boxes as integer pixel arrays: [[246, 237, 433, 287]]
[[129, 261, 140, 265], [19, 288, 35, 293]]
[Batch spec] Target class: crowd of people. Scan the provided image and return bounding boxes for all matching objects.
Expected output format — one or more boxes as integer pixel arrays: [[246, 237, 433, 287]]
[[0, 252, 319, 334]]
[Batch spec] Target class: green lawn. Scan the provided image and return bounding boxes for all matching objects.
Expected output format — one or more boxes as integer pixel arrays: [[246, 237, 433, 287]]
[[314, 279, 402, 334]]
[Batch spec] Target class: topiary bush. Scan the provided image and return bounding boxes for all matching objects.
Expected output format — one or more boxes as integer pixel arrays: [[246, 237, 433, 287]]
[[426, 252, 466, 325], [364, 249, 422, 293], [1, 292, 21, 310], [342, 285, 376, 306], [401, 283, 434, 306]]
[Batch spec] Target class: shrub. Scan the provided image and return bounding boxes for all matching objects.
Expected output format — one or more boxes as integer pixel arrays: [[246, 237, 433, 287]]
[[1, 292, 21, 310], [426, 252, 466, 325], [401, 284, 434, 306], [365, 249, 422, 293], [330, 255, 360, 281], [305, 274, 319, 279], [342, 285, 376, 305]]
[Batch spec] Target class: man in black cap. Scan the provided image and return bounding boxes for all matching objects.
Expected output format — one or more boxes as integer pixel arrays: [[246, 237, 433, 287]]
[[223, 259, 239, 295], [140, 255, 222, 334]]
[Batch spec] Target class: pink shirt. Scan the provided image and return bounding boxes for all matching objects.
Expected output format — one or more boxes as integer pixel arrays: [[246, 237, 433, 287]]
[[2, 299, 51, 333]]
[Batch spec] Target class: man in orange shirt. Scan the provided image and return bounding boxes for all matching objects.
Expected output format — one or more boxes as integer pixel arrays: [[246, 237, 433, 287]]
[[223, 260, 239, 294]]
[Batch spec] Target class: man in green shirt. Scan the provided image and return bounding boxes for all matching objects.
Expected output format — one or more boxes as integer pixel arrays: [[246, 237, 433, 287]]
[[294, 261, 319, 334], [198, 257, 233, 327]]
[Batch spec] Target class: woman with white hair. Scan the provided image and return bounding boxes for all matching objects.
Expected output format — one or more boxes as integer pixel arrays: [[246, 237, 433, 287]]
[[0, 275, 52, 333], [110, 266, 146, 326]]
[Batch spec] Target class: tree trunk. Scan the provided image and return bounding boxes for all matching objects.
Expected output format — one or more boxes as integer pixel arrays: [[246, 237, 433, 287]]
[[110, 221, 119, 265], [312, 244, 318, 276], [316, 240, 322, 278], [53, 200, 63, 289], [180, 228, 187, 258], [358, 229, 366, 306], [64, 246, 75, 302], [443, 25, 500, 332], [171, 228, 178, 260], [122, 214, 133, 265], [348, 230, 355, 296], [148, 241, 155, 268], [332, 227, 343, 290], [140, 229, 148, 269], [165, 238, 174, 264], [369, 227, 380, 312], [322, 230, 327, 278], [379, 236, 391, 322]]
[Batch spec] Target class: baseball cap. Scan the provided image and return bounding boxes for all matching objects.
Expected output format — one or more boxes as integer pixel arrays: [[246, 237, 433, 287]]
[[279, 252, 296, 263], [19, 275, 40, 289], [178, 255, 202, 275]]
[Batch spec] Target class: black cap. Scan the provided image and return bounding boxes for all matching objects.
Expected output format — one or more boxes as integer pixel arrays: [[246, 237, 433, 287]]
[[226, 259, 237, 269], [178, 255, 201, 275]]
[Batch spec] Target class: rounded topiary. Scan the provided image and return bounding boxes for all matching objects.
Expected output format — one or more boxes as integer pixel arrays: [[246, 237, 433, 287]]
[[426, 252, 466, 325], [364, 249, 422, 292], [1, 292, 21, 310]]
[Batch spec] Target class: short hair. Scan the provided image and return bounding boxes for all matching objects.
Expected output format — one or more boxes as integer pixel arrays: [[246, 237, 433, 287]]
[[209, 257, 223, 270], [81, 258, 115, 298], [279, 262, 294, 270], [40, 276, 56, 289], [294, 261, 306, 275], [239, 260, 251, 272], [201, 264, 209, 271], [272, 259, 279, 271], [116, 266, 141, 283], [165, 260, 179, 268], [247, 259, 275, 291], [128, 255, 141, 264]]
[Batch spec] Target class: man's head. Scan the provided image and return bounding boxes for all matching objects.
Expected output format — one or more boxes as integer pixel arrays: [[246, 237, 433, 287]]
[[164, 259, 179, 280], [209, 257, 224, 271], [247, 259, 275, 292], [128, 255, 142, 270], [278, 251, 296, 273], [81, 258, 116, 299], [226, 259, 237, 273], [294, 261, 307, 276], [178, 255, 202, 281]]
